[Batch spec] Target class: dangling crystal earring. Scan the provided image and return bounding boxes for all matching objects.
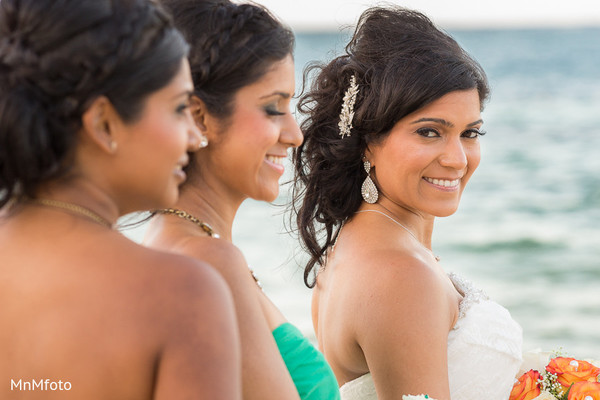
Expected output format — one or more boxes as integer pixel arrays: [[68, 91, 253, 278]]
[[361, 160, 378, 203]]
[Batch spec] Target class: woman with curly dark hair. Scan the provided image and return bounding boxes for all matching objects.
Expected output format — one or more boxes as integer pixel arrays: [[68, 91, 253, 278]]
[[143, 1, 339, 399], [0, 0, 240, 398], [292, 6, 522, 400]]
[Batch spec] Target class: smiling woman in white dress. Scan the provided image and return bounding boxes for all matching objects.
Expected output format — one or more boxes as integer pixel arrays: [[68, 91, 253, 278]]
[[291, 6, 523, 400]]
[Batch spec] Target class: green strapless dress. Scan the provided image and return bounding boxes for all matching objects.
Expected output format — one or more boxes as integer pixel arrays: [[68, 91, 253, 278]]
[[273, 322, 340, 400]]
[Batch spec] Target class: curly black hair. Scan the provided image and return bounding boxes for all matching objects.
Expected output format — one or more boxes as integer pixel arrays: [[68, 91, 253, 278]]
[[292, 6, 490, 287]]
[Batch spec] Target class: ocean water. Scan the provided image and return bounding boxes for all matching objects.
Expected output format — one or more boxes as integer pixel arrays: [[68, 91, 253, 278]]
[[127, 27, 600, 358]]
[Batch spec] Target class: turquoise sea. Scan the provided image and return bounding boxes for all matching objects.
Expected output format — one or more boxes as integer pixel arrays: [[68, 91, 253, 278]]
[[128, 28, 600, 357]]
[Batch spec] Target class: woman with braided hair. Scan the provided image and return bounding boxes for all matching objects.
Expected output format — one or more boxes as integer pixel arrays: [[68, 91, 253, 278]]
[[291, 6, 523, 400], [0, 0, 240, 398], [144, 1, 340, 399]]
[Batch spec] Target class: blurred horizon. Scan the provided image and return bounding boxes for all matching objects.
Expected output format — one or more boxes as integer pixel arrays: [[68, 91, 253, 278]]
[[250, 0, 600, 32]]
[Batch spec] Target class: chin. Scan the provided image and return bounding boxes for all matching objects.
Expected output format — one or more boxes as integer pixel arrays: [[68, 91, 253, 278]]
[[253, 187, 280, 203], [157, 189, 179, 210], [434, 204, 461, 217], [437, 210, 458, 218], [258, 193, 279, 203]]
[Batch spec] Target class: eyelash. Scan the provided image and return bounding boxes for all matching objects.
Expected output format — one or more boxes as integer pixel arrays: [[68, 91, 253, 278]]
[[265, 106, 286, 116], [176, 103, 190, 114], [464, 129, 486, 138], [416, 128, 486, 138]]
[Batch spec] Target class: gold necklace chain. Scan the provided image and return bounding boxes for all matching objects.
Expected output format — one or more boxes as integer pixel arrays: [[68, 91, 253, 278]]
[[32, 198, 113, 228], [355, 208, 440, 262], [157, 208, 265, 289], [157, 208, 220, 238]]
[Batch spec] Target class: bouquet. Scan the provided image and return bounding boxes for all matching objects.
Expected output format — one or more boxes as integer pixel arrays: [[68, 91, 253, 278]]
[[510, 351, 600, 400]]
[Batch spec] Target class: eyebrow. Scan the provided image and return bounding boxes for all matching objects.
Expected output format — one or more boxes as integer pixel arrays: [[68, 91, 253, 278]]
[[171, 90, 194, 100], [410, 118, 484, 128], [259, 91, 292, 100]]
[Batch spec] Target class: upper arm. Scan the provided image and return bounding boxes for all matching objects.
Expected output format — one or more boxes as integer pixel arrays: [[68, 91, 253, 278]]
[[151, 256, 242, 400], [179, 239, 300, 400], [354, 253, 453, 400]]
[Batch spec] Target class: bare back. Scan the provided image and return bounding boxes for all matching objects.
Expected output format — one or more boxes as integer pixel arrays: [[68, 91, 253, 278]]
[[0, 210, 240, 399]]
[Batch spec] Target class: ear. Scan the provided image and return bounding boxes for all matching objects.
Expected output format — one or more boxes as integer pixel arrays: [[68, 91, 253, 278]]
[[364, 145, 375, 167], [190, 95, 208, 132], [80, 96, 119, 154], [190, 95, 219, 142]]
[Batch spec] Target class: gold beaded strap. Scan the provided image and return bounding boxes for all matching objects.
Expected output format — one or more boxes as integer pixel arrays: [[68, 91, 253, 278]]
[[32, 198, 113, 229], [156, 208, 266, 289], [157, 208, 220, 239]]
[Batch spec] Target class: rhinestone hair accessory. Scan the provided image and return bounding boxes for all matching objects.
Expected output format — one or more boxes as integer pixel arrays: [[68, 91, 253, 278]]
[[338, 75, 359, 139]]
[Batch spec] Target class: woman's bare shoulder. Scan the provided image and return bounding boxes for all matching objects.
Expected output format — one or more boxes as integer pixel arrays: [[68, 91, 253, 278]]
[[111, 236, 232, 305], [171, 235, 257, 287], [338, 246, 452, 334], [344, 246, 443, 295], [339, 248, 454, 398], [125, 244, 241, 400]]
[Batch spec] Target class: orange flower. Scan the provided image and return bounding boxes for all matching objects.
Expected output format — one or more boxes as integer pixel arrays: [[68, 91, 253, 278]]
[[510, 370, 542, 400], [567, 381, 600, 400], [546, 357, 600, 395]]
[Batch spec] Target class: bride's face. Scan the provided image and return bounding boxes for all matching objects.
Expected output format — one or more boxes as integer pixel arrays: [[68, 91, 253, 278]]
[[368, 89, 483, 218]]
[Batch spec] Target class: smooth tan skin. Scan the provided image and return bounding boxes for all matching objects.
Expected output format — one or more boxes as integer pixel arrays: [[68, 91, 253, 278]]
[[0, 60, 241, 400], [313, 89, 484, 400], [145, 55, 304, 400]]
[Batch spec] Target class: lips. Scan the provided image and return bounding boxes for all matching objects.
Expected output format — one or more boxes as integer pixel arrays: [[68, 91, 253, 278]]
[[423, 176, 460, 188], [174, 155, 189, 181], [176, 154, 189, 169]]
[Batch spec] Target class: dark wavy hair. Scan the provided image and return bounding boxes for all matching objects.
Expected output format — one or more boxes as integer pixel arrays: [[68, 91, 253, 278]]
[[292, 6, 490, 287], [160, 0, 294, 178], [161, 0, 294, 120], [0, 0, 188, 208]]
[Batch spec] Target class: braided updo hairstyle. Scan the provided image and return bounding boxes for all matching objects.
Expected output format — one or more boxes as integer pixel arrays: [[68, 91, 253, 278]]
[[161, 0, 294, 123], [292, 6, 490, 287], [0, 0, 188, 208]]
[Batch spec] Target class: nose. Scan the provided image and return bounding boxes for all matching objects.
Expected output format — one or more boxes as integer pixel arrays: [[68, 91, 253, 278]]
[[185, 112, 204, 152], [280, 111, 303, 148], [439, 137, 468, 170]]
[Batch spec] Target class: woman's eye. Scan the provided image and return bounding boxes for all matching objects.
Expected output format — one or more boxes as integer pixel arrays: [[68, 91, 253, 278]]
[[265, 106, 286, 116], [176, 103, 190, 114], [463, 129, 486, 138], [416, 128, 440, 138]]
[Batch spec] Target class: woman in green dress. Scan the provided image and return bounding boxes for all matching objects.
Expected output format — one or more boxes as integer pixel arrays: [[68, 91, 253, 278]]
[[144, 1, 340, 399]]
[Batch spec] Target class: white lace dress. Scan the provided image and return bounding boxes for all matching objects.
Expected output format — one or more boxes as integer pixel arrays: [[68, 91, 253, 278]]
[[339, 273, 523, 400]]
